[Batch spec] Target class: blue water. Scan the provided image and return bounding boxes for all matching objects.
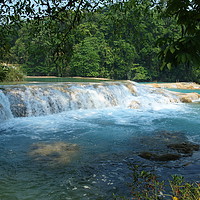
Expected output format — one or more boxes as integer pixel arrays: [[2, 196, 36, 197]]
[[0, 104, 200, 199]]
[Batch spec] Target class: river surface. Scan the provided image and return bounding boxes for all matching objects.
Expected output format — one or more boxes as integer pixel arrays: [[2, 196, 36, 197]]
[[0, 81, 200, 200]]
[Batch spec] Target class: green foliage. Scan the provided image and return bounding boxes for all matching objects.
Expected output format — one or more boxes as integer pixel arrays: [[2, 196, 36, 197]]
[[128, 165, 165, 200], [158, 0, 200, 71], [114, 165, 200, 200], [132, 65, 150, 81], [0, 66, 6, 82], [110, 40, 137, 79], [0, 0, 199, 82], [70, 36, 101, 77], [169, 175, 200, 200], [0, 64, 24, 82]]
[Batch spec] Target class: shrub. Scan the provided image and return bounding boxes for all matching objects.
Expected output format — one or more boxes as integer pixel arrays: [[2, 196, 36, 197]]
[[0, 64, 24, 82], [0, 65, 6, 81]]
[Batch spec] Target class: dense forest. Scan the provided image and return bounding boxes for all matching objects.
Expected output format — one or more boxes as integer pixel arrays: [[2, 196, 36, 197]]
[[0, 0, 200, 82]]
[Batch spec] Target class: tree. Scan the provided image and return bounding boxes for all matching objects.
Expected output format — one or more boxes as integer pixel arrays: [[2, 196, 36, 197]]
[[70, 36, 101, 77], [1, 0, 199, 82], [157, 0, 200, 82], [110, 40, 137, 80]]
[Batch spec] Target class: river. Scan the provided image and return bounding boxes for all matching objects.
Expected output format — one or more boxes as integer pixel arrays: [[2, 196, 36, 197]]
[[0, 81, 199, 199]]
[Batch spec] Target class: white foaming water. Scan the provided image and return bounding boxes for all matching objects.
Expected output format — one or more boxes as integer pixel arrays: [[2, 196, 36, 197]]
[[0, 90, 13, 120], [0, 81, 181, 120]]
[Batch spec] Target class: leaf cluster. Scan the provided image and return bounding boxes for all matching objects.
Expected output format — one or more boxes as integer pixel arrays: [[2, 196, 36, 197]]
[[114, 164, 200, 200], [158, 0, 200, 70], [0, 64, 24, 82]]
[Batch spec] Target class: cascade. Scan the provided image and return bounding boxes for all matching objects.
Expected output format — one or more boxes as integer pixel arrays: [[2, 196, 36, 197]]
[[0, 81, 180, 120], [0, 90, 13, 120]]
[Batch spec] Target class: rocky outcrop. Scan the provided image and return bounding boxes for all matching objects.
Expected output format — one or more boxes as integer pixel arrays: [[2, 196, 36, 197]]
[[144, 82, 200, 103], [175, 92, 200, 103], [145, 82, 200, 90]]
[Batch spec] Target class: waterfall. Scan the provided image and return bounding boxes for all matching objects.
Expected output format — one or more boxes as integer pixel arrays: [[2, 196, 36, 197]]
[[0, 81, 180, 120], [0, 90, 13, 120]]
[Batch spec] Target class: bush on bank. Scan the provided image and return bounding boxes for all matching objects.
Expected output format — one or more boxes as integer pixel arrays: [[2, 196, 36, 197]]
[[0, 64, 24, 82]]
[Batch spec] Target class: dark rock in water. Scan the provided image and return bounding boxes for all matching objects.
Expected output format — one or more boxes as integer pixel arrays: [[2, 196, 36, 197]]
[[152, 130, 188, 145], [139, 152, 181, 161], [139, 131, 188, 148], [167, 143, 200, 155], [136, 131, 200, 162]]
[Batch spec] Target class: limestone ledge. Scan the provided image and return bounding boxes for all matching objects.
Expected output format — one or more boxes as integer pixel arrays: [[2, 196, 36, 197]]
[[144, 82, 200, 103], [145, 82, 200, 90], [175, 92, 200, 103]]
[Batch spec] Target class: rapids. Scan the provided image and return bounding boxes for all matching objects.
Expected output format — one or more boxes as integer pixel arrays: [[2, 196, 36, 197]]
[[0, 81, 181, 120], [0, 81, 199, 199]]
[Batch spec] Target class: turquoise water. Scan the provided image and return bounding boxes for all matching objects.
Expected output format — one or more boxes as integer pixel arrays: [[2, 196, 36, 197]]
[[25, 77, 109, 83], [0, 82, 200, 199], [167, 88, 200, 94], [1, 106, 200, 199]]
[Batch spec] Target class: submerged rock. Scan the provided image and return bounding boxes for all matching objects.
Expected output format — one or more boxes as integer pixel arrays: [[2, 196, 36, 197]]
[[167, 143, 200, 155], [139, 152, 181, 161], [137, 131, 200, 161], [139, 131, 188, 147], [29, 142, 79, 166]]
